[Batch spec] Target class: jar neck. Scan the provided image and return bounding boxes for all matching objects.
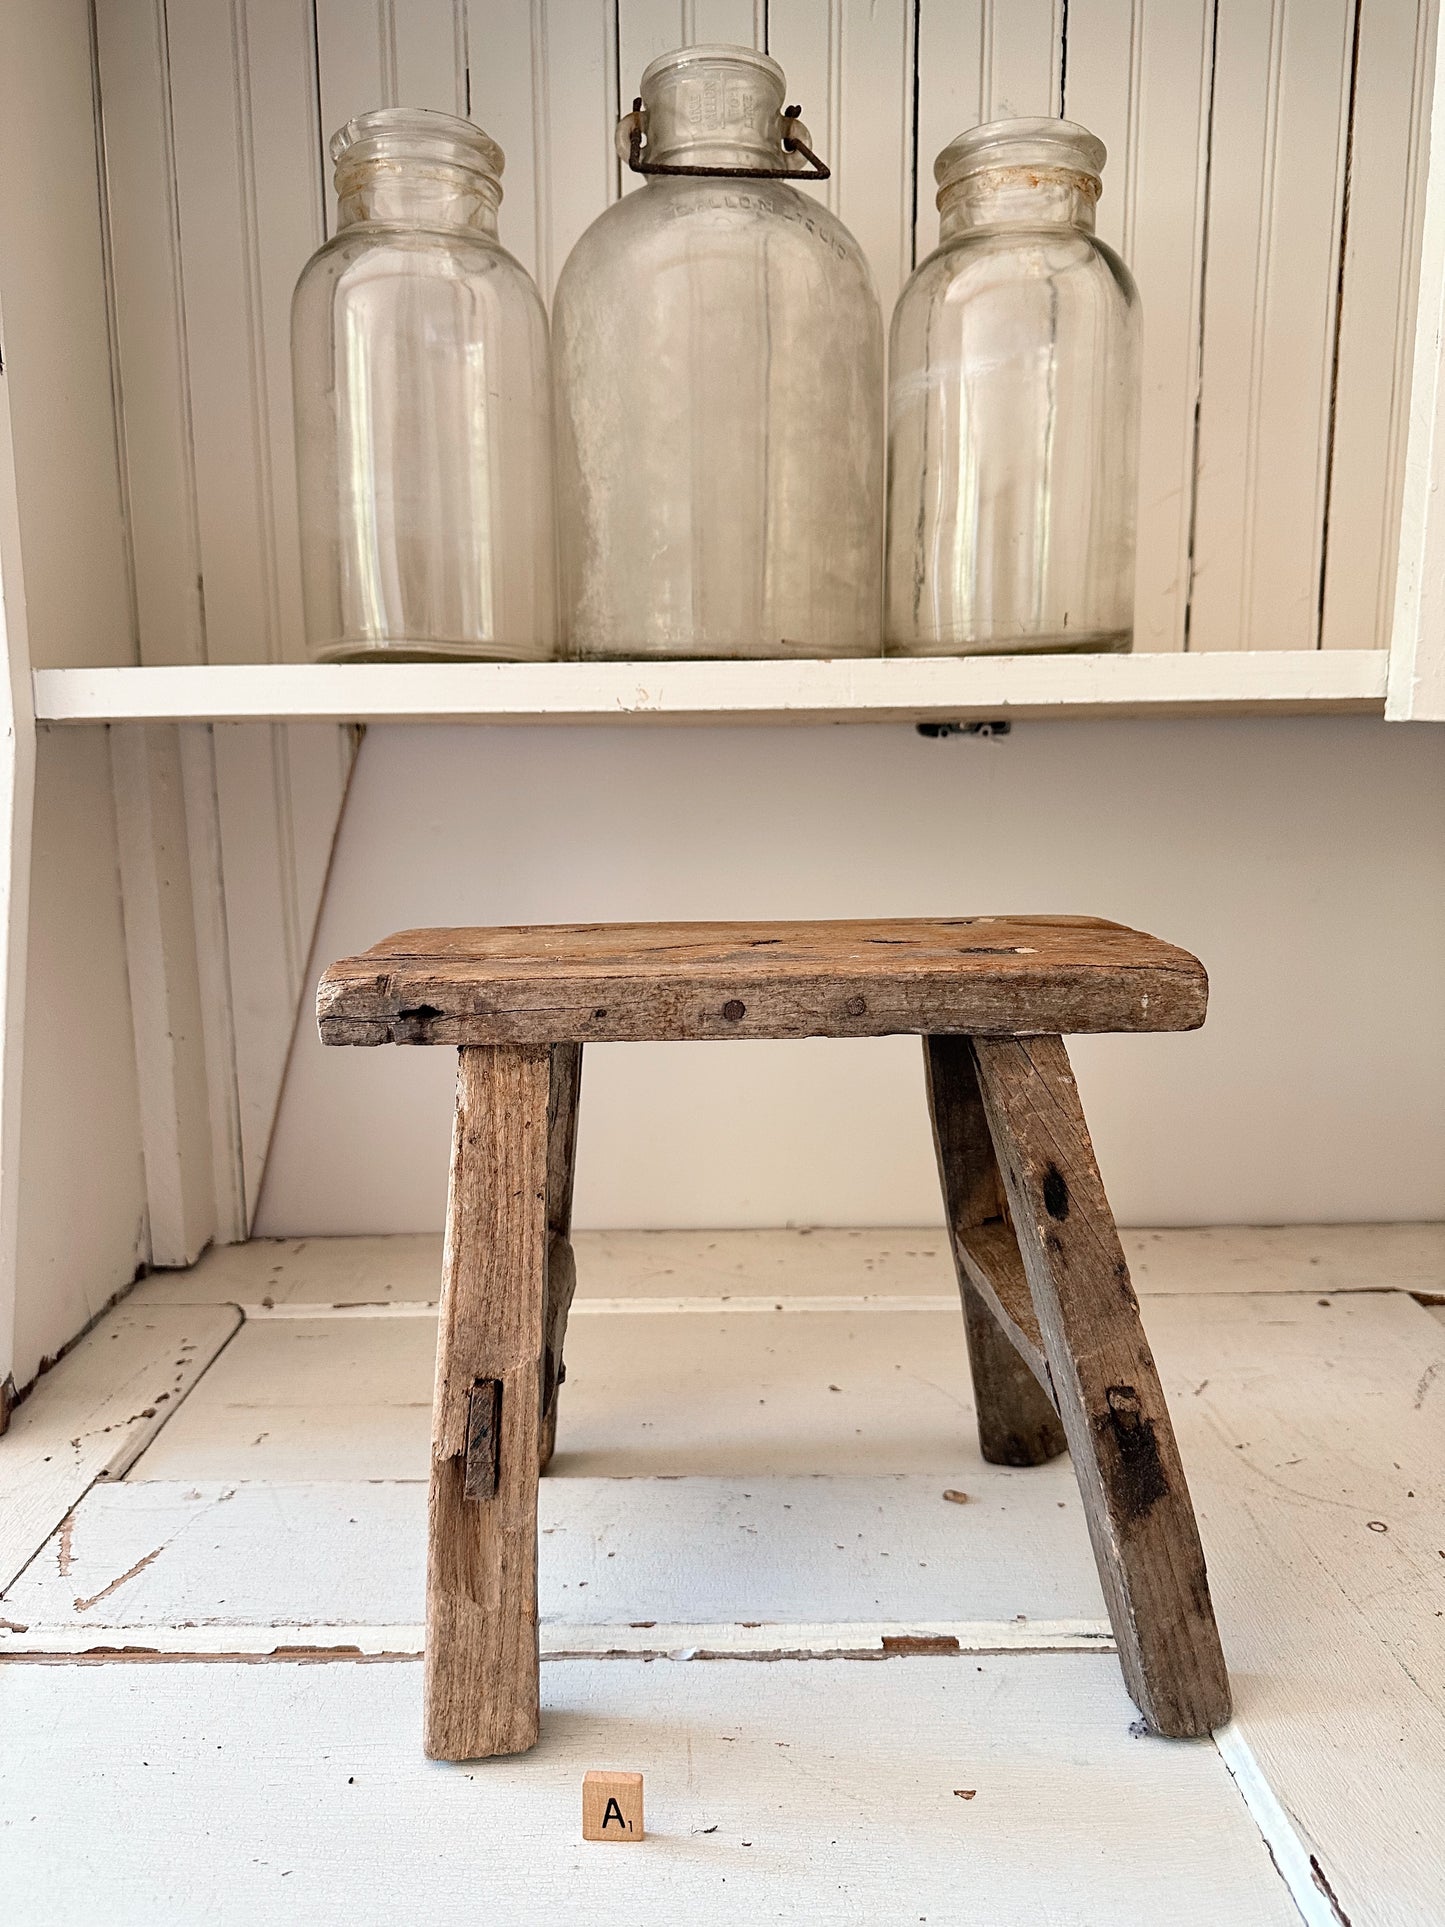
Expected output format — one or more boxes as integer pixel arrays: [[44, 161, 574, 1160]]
[[641, 57, 786, 170], [335, 160, 500, 235], [938, 167, 1098, 240]]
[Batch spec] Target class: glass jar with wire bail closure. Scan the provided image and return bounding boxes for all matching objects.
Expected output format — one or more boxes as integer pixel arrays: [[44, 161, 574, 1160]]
[[292, 108, 555, 661], [551, 45, 884, 660], [885, 119, 1140, 657]]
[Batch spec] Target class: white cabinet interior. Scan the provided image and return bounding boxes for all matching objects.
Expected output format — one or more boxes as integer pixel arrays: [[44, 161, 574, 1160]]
[[1, 0, 1443, 1397]]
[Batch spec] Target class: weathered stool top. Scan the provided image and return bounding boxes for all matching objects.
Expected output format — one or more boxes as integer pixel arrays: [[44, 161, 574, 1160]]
[[317, 915, 1206, 1046]]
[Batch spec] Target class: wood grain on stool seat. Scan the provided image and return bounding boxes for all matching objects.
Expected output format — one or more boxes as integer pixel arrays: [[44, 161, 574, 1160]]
[[317, 916, 1208, 1047]]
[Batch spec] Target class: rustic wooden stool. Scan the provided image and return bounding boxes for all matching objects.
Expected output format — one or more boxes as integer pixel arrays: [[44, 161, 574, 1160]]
[[318, 916, 1231, 1760]]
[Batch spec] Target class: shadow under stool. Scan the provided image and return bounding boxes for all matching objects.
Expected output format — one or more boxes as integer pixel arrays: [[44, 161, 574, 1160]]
[[317, 915, 1232, 1760]]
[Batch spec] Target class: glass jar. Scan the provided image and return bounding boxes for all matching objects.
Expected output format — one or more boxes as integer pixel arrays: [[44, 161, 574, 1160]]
[[292, 108, 555, 662], [552, 45, 884, 660], [885, 119, 1140, 657]]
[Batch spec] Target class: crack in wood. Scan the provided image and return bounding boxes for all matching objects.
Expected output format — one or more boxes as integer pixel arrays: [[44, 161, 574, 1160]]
[[73, 1545, 165, 1614], [1412, 1360, 1439, 1409], [1309, 1853, 1353, 1926]]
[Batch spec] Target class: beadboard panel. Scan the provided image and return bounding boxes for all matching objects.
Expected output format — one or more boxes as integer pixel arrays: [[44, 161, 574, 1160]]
[[1326, 0, 1437, 652], [315, 0, 467, 159], [161, 0, 317, 671], [768, 2, 917, 313], [501, 0, 1430, 654], [111, 724, 217, 1268], [467, 1, 620, 297], [91, 0, 206, 670], [93, 1, 1439, 670], [1181, 0, 1435, 656], [210, 722, 354, 1217], [0, 0, 134, 675], [916, 0, 1066, 173], [1064, 1, 1214, 655], [93, 1, 1438, 665], [94, 0, 365, 1246], [1189, 0, 1358, 653], [465, 3, 551, 287]]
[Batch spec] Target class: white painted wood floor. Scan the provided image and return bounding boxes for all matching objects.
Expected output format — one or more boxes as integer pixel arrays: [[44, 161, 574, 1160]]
[[3, 1227, 1442, 1926]]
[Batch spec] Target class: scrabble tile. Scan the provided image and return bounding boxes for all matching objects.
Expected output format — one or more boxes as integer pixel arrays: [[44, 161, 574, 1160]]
[[582, 1770, 644, 1842]]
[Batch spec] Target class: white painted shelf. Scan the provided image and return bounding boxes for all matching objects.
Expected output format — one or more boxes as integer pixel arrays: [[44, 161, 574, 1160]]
[[32, 650, 1390, 727]]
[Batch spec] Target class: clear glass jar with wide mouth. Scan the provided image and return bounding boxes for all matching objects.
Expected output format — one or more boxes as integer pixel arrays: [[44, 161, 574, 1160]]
[[291, 107, 555, 662], [885, 118, 1140, 657], [551, 45, 884, 661]]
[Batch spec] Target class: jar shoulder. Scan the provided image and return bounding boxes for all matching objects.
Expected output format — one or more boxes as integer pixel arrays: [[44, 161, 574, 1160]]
[[554, 178, 879, 311], [294, 226, 547, 317], [898, 225, 1137, 315]]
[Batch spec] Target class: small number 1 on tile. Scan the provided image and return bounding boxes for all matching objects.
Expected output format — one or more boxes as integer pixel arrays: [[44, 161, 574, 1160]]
[[582, 1770, 644, 1841]]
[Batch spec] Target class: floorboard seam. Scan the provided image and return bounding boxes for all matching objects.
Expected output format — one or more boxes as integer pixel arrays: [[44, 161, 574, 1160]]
[[98, 1306, 249, 1483], [148, 1282, 1443, 1320], [0, 1617, 1117, 1661], [1215, 1721, 1348, 1927], [0, 1307, 247, 1601]]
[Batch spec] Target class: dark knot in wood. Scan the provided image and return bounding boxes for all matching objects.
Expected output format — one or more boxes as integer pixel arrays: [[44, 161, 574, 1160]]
[[1042, 1165, 1070, 1220], [1099, 1383, 1169, 1518]]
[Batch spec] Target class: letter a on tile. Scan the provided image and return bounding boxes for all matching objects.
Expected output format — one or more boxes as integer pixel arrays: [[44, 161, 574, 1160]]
[[583, 1770, 644, 1841]]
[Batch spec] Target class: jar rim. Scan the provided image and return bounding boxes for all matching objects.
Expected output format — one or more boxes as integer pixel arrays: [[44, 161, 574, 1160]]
[[331, 107, 504, 184], [935, 117, 1106, 193], [638, 42, 786, 97]]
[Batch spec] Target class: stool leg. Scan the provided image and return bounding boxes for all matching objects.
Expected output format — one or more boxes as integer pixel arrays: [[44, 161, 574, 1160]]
[[924, 1035, 1067, 1467], [425, 1043, 550, 1761], [972, 1034, 1231, 1737], [540, 1043, 583, 1472]]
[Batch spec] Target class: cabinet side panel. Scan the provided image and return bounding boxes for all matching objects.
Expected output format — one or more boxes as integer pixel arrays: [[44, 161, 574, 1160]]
[[1325, 0, 1437, 652], [1389, 0, 1445, 716], [0, 305, 37, 1408], [0, 0, 133, 670], [14, 729, 147, 1386], [0, 2, 149, 1393]]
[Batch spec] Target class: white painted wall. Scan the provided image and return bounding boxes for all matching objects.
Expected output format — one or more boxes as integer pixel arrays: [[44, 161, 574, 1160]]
[[258, 715, 1445, 1235], [0, 0, 149, 1392], [14, 731, 146, 1385]]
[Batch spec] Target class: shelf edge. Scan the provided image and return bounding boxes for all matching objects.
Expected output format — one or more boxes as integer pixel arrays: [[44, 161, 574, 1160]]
[[32, 652, 1391, 726]]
